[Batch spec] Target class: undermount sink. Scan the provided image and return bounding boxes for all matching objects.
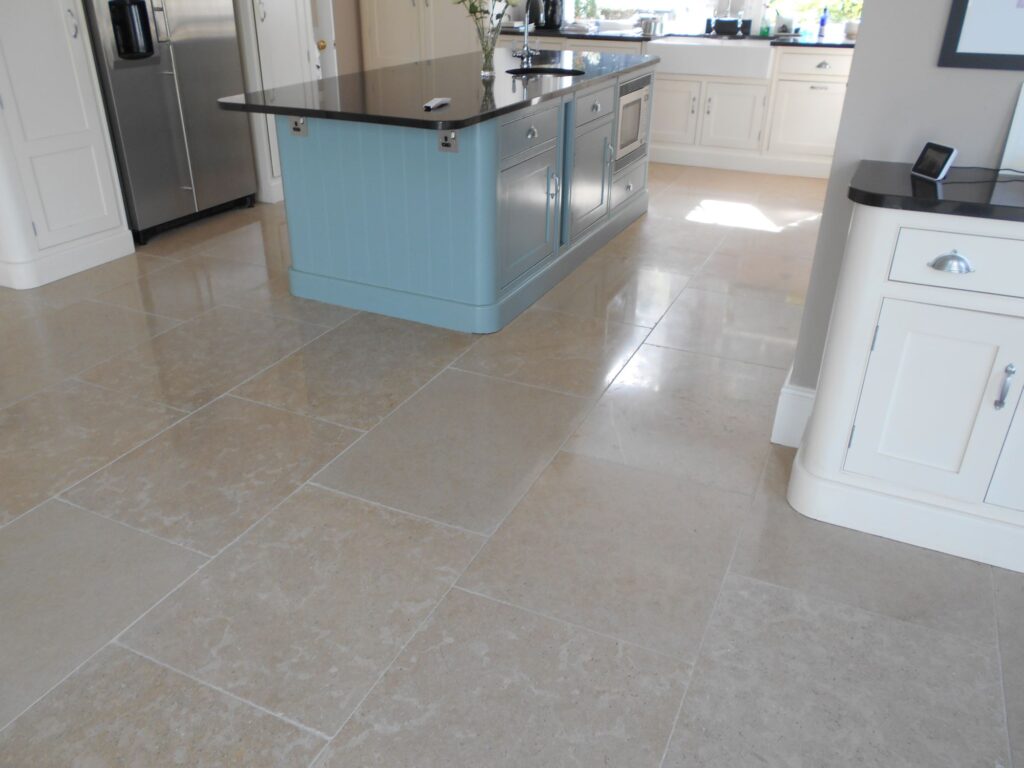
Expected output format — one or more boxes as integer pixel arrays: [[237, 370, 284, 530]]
[[506, 67, 585, 77], [647, 37, 775, 79]]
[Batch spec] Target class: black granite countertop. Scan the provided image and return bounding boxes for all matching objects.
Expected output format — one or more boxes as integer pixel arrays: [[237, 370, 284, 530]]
[[849, 160, 1024, 222], [500, 27, 656, 42], [498, 28, 855, 48], [219, 49, 657, 130]]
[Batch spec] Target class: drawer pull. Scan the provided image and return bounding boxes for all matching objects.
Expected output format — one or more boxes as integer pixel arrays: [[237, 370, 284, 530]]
[[526, 126, 539, 140], [995, 363, 1017, 411], [928, 250, 975, 274], [591, 102, 601, 113], [816, 60, 832, 70], [625, 182, 634, 192]]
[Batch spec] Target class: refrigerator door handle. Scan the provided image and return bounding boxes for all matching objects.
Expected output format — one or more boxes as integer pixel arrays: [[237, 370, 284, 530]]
[[151, 0, 170, 42]]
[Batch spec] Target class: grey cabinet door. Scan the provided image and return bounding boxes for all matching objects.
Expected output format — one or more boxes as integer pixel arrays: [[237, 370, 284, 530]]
[[570, 116, 614, 238], [498, 146, 559, 287]]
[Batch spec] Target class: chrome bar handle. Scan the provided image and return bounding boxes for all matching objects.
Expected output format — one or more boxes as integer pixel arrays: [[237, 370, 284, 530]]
[[550, 174, 560, 201], [66, 8, 79, 38], [995, 364, 1017, 410], [690, 95, 697, 115]]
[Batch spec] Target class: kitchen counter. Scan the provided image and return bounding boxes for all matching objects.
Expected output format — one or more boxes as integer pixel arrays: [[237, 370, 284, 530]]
[[849, 160, 1024, 223], [499, 28, 855, 48], [500, 27, 657, 42], [218, 49, 656, 333], [219, 48, 656, 130]]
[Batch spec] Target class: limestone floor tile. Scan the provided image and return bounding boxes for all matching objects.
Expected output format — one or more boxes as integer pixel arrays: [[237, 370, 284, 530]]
[[674, 166, 769, 198], [600, 216, 724, 274], [0, 501, 204, 729], [460, 452, 749, 661], [646, 288, 803, 369], [78, 306, 324, 411], [732, 447, 1000, 647], [0, 379, 181, 525], [221, 273, 358, 328], [29, 251, 178, 309], [689, 247, 813, 300], [64, 396, 358, 554], [453, 308, 648, 398], [190, 217, 291, 273], [315, 370, 587, 534], [134, 205, 260, 258], [236, 313, 472, 429], [0, 645, 323, 767], [715, 223, 820, 261], [536, 256, 690, 328], [94, 254, 274, 321], [566, 345, 783, 495], [0, 300, 179, 408], [123, 485, 482, 735], [663, 575, 1010, 768], [0, 286, 51, 324], [994, 567, 1024, 760], [318, 589, 689, 768]]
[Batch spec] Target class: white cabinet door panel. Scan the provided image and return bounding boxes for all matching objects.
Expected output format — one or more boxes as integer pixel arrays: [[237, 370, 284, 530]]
[[0, 0, 121, 248], [987, 395, 1024, 513], [652, 77, 701, 146], [422, 0, 479, 59], [846, 300, 1024, 502], [769, 80, 845, 156], [700, 82, 766, 151], [361, 0, 422, 69]]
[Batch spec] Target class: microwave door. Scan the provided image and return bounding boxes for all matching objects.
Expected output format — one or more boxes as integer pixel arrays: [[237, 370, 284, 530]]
[[617, 89, 646, 159]]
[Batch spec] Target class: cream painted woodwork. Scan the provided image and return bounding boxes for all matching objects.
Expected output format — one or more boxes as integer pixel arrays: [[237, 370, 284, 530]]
[[651, 76, 701, 146], [699, 82, 767, 151], [361, 0, 478, 69], [768, 80, 845, 156]]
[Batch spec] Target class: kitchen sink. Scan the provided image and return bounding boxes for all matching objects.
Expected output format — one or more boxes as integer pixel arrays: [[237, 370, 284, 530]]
[[506, 67, 586, 77], [647, 38, 775, 79]]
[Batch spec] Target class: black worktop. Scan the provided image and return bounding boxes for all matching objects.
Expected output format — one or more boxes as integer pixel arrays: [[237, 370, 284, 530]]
[[849, 160, 1024, 223], [219, 49, 657, 130], [500, 27, 657, 42], [499, 28, 855, 48]]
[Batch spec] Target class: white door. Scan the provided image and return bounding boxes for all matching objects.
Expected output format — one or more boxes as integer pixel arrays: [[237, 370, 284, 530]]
[[700, 82, 766, 151], [768, 80, 846, 156], [253, 0, 318, 176], [845, 300, 1024, 503], [0, 0, 122, 248], [422, 0, 479, 59], [361, 0, 422, 69], [310, 0, 338, 79], [987, 393, 1024, 513], [651, 77, 702, 146]]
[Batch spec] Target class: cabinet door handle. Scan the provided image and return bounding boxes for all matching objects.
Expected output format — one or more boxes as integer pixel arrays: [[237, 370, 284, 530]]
[[526, 125, 539, 140], [66, 8, 79, 38], [816, 60, 832, 69], [928, 249, 975, 274], [810, 85, 829, 91], [259, 1, 266, 21], [995, 364, 1018, 410], [706, 97, 712, 116], [690, 95, 697, 115], [625, 182, 634, 192], [591, 101, 601, 113]]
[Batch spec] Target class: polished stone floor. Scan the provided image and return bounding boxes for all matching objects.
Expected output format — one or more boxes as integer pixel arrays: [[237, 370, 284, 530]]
[[0, 165, 1019, 767]]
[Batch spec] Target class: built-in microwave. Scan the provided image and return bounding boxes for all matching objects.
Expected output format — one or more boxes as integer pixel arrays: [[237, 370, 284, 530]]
[[616, 74, 651, 170]]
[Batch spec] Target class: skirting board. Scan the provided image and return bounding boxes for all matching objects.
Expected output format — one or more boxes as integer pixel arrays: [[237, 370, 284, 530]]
[[651, 143, 832, 179], [770, 367, 816, 448], [789, 449, 1024, 573], [0, 228, 135, 289]]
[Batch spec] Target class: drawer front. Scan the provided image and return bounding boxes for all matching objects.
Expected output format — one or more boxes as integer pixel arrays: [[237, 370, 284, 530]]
[[778, 51, 852, 78], [890, 227, 1024, 300], [576, 85, 615, 128], [500, 105, 560, 160], [611, 161, 647, 209]]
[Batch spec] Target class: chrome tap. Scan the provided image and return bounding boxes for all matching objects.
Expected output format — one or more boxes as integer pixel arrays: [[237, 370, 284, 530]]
[[512, 0, 539, 62]]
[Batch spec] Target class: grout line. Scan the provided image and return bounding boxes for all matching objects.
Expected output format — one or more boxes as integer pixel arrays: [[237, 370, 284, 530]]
[[446, 365, 593, 402], [225, 393, 368, 434], [306, 481, 487, 540], [57, 497, 210, 560], [84, 296, 188, 325], [989, 567, 1015, 768], [656, 449, 771, 768], [114, 643, 331, 743], [66, 376, 192, 415], [452, 586, 686, 665], [641, 341, 794, 372]]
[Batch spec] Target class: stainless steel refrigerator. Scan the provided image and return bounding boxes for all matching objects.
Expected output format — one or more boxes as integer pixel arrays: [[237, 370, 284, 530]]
[[83, 0, 256, 242]]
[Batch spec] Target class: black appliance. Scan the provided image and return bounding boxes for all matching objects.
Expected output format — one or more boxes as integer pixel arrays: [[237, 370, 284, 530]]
[[541, 0, 563, 29]]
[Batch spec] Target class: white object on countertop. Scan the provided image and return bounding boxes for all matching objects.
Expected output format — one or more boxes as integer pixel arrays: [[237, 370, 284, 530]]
[[845, 20, 861, 39]]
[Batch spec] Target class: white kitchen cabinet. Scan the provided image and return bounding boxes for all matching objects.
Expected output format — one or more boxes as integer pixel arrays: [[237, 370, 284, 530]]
[[989, 396, 1024, 512], [700, 82, 766, 151], [360, 0, 478, 69], [845, 300, 1024, 502], [651, 76, 702, 146], [498, 33, 564, 51], [0, 0, 132, 288], [769, 80, 845, 157]]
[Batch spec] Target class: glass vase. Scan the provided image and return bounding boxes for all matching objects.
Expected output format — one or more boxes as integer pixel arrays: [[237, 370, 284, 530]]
[[477, 20, 501, 79]]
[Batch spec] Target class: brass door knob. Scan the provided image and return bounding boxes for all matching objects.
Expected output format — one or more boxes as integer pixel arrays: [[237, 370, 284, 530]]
[[317, 39, 327, 51]]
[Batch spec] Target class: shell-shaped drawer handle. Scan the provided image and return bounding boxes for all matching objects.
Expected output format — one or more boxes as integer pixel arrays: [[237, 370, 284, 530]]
[[526, 126, 539, 140], [928, 250, 975, 274], [591, 102, 601, 113], [816, 60, 832, 69]]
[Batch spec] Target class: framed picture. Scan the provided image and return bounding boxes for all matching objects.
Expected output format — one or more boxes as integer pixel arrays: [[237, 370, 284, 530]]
[[939, 0, 1024, 70]]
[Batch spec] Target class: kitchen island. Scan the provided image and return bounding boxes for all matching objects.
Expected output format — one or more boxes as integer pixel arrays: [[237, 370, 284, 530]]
[[220, 48, 657, 332]]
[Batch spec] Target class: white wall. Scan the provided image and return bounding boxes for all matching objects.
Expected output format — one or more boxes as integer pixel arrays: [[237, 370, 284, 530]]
[[789, 0, 1024, 389]]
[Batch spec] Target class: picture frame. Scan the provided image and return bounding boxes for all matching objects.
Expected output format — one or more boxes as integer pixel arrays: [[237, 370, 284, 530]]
[[939, 0, 1024, 70]]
